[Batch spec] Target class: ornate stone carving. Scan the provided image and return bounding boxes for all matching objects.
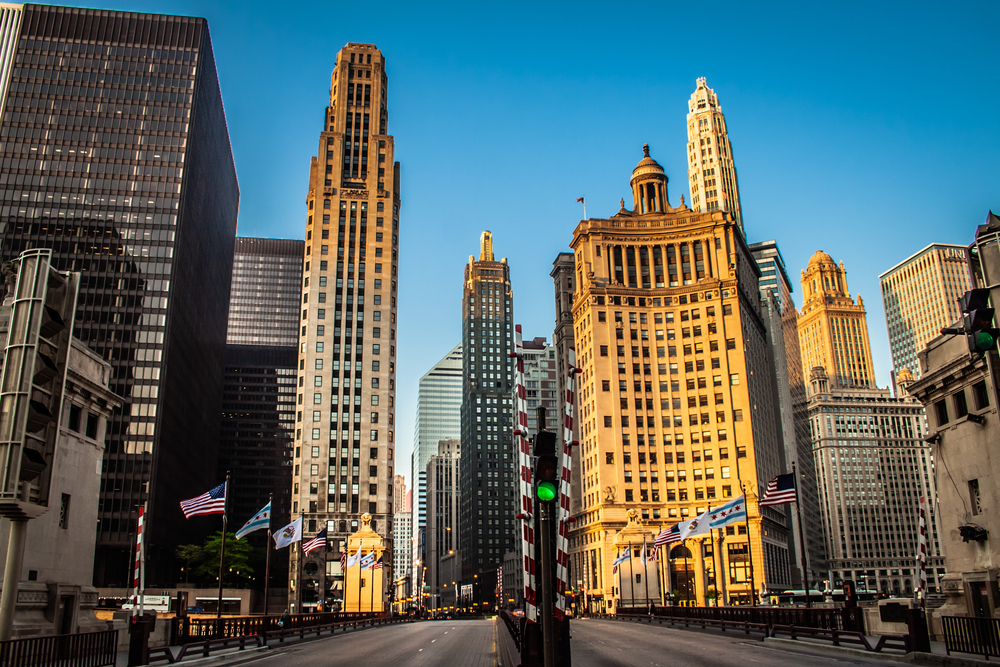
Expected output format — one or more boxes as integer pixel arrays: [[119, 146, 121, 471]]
[[342, 189, 368, 200]]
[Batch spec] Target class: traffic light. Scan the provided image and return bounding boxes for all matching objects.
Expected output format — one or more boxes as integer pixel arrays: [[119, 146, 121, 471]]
[[960, 289, 1000, 354], [533, 429, 558, 503], [0, 249, 79, 519]]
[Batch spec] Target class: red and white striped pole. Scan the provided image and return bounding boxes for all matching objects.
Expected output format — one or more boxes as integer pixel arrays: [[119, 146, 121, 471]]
[[553, 348, 576, 619], [512, 325, 537, 621], [132, 505, 144, 618]]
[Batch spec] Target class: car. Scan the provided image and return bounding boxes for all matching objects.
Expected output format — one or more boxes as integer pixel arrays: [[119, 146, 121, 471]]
[[186, 606, 205, 613], [511, 609, 524, 618]]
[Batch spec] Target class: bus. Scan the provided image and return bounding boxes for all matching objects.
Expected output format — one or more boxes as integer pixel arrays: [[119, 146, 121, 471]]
[[121, 595, 171, 613]]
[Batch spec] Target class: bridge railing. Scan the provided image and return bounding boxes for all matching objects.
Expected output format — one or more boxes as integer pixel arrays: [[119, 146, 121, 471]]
[[171, 610, 383, 643], [616, 605, 865, 633], [942, 616, 1000, 660]]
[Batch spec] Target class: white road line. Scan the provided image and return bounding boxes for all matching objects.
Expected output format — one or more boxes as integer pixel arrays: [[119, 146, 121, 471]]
[[431, 639, 437, 642]]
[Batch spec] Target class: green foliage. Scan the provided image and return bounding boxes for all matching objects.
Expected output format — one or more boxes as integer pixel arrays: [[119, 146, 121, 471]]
[[175, 532, 258, 586]]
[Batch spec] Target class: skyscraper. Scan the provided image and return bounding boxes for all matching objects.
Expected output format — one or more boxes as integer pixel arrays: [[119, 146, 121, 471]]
[[0, 4, 239, 585], [686, 78, 743, 235], [806, 367, 945, 595], [880, 243, 970, 381], [459, 231, 516, 603], [568, 145, 789, 608], [411, 343, 462, 593], [749, 240, 826, 588], [220, 238, 302, 539], [798, 251, 876, 389], [425, 438, 459, 611], [290, 43, 400, 608]]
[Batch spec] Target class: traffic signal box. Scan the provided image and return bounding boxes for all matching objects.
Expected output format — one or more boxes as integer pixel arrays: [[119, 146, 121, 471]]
[[533, 430, 558, 503], [961, 288, 1000, 355], [0, 249, 79, 520]]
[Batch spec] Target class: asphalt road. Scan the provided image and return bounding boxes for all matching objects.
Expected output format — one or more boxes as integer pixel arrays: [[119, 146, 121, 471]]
[[570, 618, 904, 667], [248, 619, 496, 667]]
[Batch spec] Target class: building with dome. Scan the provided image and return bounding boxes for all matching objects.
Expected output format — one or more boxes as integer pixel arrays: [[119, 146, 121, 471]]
[[798, 251, 876, 389], [566, 145, 791, 610]]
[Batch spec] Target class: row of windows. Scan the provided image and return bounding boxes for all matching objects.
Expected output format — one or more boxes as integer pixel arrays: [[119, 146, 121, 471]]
[[935, 380, 989, 426]]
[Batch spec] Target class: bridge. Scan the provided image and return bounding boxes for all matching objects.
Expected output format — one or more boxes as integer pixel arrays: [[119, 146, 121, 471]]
[[214, 617, 909, 667]]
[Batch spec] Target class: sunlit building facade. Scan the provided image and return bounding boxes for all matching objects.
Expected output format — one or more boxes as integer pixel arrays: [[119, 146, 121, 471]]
[[686, 78, 743, 235], [568, 145, 789, 609], [879, 243, 970, 381], [290, 42, 400, 608]]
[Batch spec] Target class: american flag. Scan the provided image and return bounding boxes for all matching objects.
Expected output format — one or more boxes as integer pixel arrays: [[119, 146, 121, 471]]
[[759, 473, 797, 506], [303, 528, 328, 556], [576, 197, 585, 204], [340, 546, 347, 569], [369, 559, 383, 570], [180, 483, 226, 519], [654, 523, 681, 548]]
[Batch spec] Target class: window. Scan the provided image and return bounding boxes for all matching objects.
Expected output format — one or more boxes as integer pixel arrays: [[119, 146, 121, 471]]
[[311, 446, 320, 457], [310, 464, 319, 476], [602, 380, 610, 391], [598, 311, 606, 322], [729, 374, 739, 385], [954, 390, 969, 419], [974, 381, 991, 410], [600, 345, 608, 356], [604, 416, 612, 427], [58, 493, 70, 529], [934, 399, 948, 426], [86, 413, 98, 439], [721, 466, 730, 479], [970, 479, 982, 515], [606, 452, 614, 464]]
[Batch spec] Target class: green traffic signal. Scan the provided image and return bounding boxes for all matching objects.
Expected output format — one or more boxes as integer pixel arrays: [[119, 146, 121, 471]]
[[537, 481, 558, 502], [972, 329, 1000, 352]]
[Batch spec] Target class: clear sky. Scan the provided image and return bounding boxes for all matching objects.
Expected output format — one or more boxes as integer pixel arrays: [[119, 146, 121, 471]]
[[101, 0, 998, 486]]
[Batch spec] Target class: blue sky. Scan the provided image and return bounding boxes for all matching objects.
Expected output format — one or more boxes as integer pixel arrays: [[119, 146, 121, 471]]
[[102, 0, 998, 485]]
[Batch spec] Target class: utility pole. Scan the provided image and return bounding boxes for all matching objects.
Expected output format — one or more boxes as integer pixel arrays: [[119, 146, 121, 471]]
[[533, 407, 558, 667]]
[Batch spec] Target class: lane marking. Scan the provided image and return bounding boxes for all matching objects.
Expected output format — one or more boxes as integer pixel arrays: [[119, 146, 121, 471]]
[[431, 639, 437, 643]]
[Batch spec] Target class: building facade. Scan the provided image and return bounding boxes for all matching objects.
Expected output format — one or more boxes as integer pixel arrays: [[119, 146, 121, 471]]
[[458, 231, 516, 603], [806, 366, 945, 595], [425, 438, 459, 611], [520, 337, 560, 433], [880, 243, 970, 381], [750, 240, 827, 588], [220, 238, 302, 532], [391, 510, 411, 596], [798, 251, 876, 389], [686, 78, 743, 235], [290, 42, 401, 605], [410, 343, 461, 596], [0, 4, 239, 586], [567, 145, 790, 609]]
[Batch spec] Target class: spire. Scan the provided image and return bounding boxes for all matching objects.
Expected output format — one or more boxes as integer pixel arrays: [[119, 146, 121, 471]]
[[480, 231, 494, 262]]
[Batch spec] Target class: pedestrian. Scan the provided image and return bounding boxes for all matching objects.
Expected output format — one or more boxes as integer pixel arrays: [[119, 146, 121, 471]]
[[279, 609, 290, 629]]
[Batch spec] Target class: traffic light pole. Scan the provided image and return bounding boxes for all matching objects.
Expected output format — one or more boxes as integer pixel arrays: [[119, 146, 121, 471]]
[[538, 499, 556, 667], [0, 487, 28, 640]]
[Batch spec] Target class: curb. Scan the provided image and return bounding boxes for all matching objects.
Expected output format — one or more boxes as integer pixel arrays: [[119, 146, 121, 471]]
[[764, 637, 997, 667]]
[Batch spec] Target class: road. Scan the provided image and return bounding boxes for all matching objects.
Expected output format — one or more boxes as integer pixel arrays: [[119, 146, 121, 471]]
[[233, 617, 913, 667], [248, 619, 497, 667], [571, 618, 903, 667]]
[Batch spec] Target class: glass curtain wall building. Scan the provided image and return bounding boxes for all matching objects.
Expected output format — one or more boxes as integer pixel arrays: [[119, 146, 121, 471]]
[[410, 343, 461, 596], [0, 5, 239, 586], [220, 238, 303, 535]]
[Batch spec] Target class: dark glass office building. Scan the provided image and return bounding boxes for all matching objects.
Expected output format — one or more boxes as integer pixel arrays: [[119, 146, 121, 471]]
[[220, 238, 302, 533], [0, 5, 239, 586]]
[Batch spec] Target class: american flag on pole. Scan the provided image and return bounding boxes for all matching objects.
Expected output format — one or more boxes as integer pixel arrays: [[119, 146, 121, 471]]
[[654, 523, 682, 548], [180, 483, 227, 519], [759, 473, 796, 507], [368, 558, 383, 570], [340, 546, 347, 569], [302, 528, 328, 556]]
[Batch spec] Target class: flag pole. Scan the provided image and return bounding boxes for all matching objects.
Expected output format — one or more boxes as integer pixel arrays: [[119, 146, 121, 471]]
[[741, 482, 757, 606], [138, 503, 146, 617], [709, 530, 719, 607], [216, 471, 230, 620], [628, 544, 635, 610], [643, 536, 650, 609], [369, 554, 375, 612], [357, 546, 363, 613], [792, 462, 811, 608], [297, 511, 304, 613], [264, 493, 272, 616]]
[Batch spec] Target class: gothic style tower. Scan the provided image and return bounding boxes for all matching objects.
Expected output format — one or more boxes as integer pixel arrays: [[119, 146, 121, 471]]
[[797, 251, 875, 389], [458, 231, 516, 603], [291, 43, 400, 610], [686, 78, 744, 236]]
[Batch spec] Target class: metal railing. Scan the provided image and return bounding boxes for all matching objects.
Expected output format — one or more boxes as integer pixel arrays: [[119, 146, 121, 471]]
[[942, 616, 1000, 659], [617, 604, 865, 632], [171, 610, 380, 643], [0, 629, 117, 667]]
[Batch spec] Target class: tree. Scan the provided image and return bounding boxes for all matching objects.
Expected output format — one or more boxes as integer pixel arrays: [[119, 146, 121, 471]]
[[175, 532, 260, 587]]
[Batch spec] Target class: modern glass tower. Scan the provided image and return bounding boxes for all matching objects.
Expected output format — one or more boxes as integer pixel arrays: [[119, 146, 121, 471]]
[[220, 238, 302, 532], [290, 43, 400, 610], [0, 4, 238, 586], [410, 343, 461, 596], [458, 231, 516, 604]]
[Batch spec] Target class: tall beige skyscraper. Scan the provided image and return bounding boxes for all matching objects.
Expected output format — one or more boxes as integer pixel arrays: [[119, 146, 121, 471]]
[[879, 244, 970, 380], [686, 78, 743, 235], [291, 43, 400, 610], [798, 251, 875, 389]]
